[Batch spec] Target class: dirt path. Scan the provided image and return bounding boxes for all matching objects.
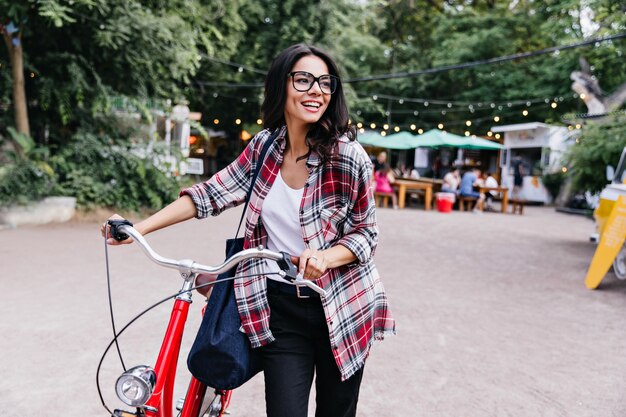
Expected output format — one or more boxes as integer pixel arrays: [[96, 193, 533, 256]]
[[1, 206, 624, 416]]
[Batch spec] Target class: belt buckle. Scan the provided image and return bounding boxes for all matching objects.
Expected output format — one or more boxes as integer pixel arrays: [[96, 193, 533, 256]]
[[296, 285, 310, 299]]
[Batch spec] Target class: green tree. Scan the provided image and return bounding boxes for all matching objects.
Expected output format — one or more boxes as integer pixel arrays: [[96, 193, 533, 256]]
[[566, 115, 626, 194]]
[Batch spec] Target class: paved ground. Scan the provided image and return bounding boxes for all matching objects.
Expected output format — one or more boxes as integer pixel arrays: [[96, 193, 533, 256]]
[[1, 205, 625, 417]]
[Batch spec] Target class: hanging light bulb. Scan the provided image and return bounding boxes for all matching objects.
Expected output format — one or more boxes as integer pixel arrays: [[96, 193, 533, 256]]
[[464, 131, 470, 136], [418, 128, 424, 134], [383, 124, 389, 130], [465, 120, 472, 127], [410, 124, 416, 130], [381, 131, 387, 136], [394, 126, 400, 132], [235, 118, 241, 125], [213, 119, 219, 125], [551, 102, 557, 108], [493, 116, 500, 122], [522, 110, 529, 116], [437, 123, 444, 130], [256, 119, 263, 125], [370, 123, 376, 129]]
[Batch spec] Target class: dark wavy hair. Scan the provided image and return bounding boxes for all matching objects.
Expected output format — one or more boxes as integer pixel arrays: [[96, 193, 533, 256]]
[[261, 43, 355, 163]]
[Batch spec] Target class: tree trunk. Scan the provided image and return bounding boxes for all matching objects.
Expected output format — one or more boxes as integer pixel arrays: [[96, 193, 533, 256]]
[[3, 32, 30, 137]]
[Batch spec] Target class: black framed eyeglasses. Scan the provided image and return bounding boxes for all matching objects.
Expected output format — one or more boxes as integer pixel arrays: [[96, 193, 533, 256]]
[[288, 71, 338, 95]]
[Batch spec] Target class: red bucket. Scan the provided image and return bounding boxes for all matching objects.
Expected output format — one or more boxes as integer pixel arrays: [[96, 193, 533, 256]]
[[436, 192, 455, 213]]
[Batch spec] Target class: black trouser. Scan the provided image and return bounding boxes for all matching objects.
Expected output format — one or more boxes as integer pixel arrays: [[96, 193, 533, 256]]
[[261, 284, 364, 417]]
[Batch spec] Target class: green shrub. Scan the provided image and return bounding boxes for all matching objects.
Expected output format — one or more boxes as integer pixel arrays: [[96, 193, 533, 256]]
[[542, 170, 567, 199], [0, 160, 56, 206], [0, 129, 56, 206], [565, 115, 626, 194], [50, 132, 181, 212]]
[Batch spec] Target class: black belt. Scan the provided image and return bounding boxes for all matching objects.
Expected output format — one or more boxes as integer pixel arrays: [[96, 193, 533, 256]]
[[267, 279, 319, 298]]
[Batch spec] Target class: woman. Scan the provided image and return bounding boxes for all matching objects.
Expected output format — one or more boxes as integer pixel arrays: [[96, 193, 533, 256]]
[[102, 43, 395, 417], [441, 168, 461, 193], [374, 163, 398, 209]]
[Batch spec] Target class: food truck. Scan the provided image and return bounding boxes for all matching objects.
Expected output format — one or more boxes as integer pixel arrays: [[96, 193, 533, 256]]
[[491, 122, 576, 203]]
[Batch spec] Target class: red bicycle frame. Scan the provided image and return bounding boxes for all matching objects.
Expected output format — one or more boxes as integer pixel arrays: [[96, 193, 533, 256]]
[[141, 297, 231, 417]]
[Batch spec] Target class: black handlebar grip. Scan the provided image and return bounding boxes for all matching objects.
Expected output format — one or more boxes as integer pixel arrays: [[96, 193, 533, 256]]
[[107, 219, 134, 241], [276, 252, 298, 282]]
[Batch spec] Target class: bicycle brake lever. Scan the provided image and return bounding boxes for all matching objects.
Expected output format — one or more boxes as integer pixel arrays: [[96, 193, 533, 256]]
[[276, 252, 298, 282], [276, 252, 327, 297], [108, 219, 134, 241]]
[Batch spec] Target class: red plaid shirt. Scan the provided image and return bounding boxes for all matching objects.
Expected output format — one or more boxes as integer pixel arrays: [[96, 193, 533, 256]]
[[181, 127, 395, 380]]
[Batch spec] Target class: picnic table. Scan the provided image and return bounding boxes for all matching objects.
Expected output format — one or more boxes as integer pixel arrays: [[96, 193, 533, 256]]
[[394, 179, 433, 210], [479, 186, 509, 213]]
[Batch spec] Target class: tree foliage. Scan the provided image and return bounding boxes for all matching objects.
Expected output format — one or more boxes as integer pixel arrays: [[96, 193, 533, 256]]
[[0, 0, 624, 207], [566, 115, 626, 194]]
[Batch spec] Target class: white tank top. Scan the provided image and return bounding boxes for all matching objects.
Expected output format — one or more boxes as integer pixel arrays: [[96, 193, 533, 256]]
[[261, 170, 305, 281]]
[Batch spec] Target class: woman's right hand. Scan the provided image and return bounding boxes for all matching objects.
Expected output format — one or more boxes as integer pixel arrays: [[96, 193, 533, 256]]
[[101, 214, 134, 245]]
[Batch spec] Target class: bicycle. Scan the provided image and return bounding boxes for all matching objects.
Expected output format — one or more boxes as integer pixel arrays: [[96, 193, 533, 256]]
[[98, 219, 326, 417]]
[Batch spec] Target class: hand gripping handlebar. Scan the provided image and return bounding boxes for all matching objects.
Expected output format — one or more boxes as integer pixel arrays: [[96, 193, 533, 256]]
[[106, 220, 326, 296]]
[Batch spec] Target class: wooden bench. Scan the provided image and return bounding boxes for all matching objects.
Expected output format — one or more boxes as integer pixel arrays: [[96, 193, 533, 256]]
[[374, 192, 394, 208], [510, 199, 526, 215], [458, 196, 477, 211]]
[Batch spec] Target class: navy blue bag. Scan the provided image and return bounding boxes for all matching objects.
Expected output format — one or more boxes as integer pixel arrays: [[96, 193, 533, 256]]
[[187, 236, 259, 390], [187, 131, 277, 390]]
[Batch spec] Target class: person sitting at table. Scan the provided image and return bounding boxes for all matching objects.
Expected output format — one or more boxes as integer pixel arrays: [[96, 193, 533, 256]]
[[441, 168, 461, 194], [394, 162, 420, 179], [483, 172, 499, 211], [374, 164, 398, 209], [459, 168, 485, 212]]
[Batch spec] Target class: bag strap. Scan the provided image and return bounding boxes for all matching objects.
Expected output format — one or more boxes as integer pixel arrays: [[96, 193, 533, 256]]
[[234, 129, 279, 238]]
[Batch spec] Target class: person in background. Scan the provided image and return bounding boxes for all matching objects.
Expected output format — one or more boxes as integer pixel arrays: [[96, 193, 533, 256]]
[[512, 155, 525, 198], [441, 168, 461, 194], [483, 172, 499, 211], [431, 155, 442, 178], [459, 168, 485, 212], [374, 151, 388, 173], [393, 162, 420, 179], [374, 163, 398, 209]]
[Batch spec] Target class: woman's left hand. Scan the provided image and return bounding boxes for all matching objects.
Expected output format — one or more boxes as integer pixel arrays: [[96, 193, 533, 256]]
[[292, 249, 328, 280]]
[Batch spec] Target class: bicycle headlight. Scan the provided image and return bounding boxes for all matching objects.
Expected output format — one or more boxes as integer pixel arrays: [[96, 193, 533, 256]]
[[115, 365, 156, 407]]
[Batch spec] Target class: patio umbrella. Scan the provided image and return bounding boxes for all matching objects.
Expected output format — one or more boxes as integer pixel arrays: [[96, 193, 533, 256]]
[[357, 130, 419, 150], [414, 129, 503, 150], [356, 130, 385, 147], [457, 135, 504, 150], [412, 129, 446, 147]]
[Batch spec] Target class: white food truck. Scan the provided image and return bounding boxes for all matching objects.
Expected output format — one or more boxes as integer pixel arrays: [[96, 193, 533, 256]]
[[491, 122, 577, 203]]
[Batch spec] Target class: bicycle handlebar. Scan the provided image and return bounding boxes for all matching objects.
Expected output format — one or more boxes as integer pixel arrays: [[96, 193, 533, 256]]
[[107, 220, 326, 296]]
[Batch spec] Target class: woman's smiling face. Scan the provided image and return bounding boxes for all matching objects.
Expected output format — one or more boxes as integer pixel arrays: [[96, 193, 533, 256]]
[[284, 55, 331, 130]]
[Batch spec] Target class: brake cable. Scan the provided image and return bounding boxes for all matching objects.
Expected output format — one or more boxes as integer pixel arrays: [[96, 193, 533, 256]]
[[103, 225, 127, 371]]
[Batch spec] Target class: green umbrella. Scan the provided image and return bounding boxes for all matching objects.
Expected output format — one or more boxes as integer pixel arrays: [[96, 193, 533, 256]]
[[356, 130, 385, 147], [412, 129, 446, 147], [414, 129, 503, 150], [458, 136, 504, 150], [357, 130, 418, 150], [357, 129, 503, 150]]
